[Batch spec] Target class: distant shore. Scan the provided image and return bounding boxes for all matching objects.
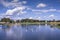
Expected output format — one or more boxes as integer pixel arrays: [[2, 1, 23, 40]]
[[0, 18, 60, 26], [0, 22, 60, 25]]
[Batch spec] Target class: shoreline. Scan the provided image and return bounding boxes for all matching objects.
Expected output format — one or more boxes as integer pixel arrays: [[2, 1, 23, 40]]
[[0, 22, 60, 26]]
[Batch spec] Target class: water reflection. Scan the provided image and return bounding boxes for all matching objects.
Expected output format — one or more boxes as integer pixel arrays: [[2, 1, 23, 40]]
[[0, 24, 60, 40]]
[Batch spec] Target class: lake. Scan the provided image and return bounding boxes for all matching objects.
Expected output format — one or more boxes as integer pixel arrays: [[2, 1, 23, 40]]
[[0, 24, 60, 40]]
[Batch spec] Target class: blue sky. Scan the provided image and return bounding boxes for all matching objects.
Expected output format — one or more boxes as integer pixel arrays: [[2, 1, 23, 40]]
[[0, 0, 60, 20]]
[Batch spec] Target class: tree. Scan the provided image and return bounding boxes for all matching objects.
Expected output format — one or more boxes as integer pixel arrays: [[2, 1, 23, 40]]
[[16, 20, 21, 23], [0, 18, 15, 23]]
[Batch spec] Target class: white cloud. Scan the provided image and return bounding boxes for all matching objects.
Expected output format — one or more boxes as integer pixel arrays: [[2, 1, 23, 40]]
[[38, 17, 41, 19], [0, 0, 28, 19], [17, 11, 27, 15], [17, 17, 22, 20], [33, 16, 41, 20], [22, 1, 27, 4], [5, 16, 11, 18], [32, 9, 47, 13], [6, 10, 14, 15], [0, 14, 6, 18], [40, 10, 49, 13], [32, 9, 58, 13], [0, 16, 4, 18], [29, 17, 33, 19], [37, 17, 41, 20], [47, 14, 56, 20], [57, 10, 60, 12], [42, 15, 55, 20], [12, 0, 19, 2], [48, 14, 55, 18], [6, 6, 26, 15], [1, 0, 27, 15], [1, 0, 27, 7], [37, 3, 47, 8], [49, 9, 56, 12]]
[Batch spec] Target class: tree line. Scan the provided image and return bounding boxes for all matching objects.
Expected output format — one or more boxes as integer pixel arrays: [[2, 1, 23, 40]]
[[0, 18, 60, 23]]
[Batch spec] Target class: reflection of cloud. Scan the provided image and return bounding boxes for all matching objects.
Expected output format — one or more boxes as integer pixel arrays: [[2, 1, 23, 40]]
[[0, 26, 2, 30], [6, 29, 14, 36], [51, 28, 55, 31], [5, 26, 22, 39]]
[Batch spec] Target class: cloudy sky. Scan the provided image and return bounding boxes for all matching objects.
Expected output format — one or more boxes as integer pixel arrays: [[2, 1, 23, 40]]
[[0, 0, 60, 20]]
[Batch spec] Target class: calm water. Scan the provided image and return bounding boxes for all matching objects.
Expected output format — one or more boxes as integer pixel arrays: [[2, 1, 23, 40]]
[[0, 24, 60, 40]]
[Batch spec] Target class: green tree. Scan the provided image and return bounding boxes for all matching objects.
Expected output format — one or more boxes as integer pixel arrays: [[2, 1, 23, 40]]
[[16, 20, 21, 23], [0, 18, 15, 23]]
